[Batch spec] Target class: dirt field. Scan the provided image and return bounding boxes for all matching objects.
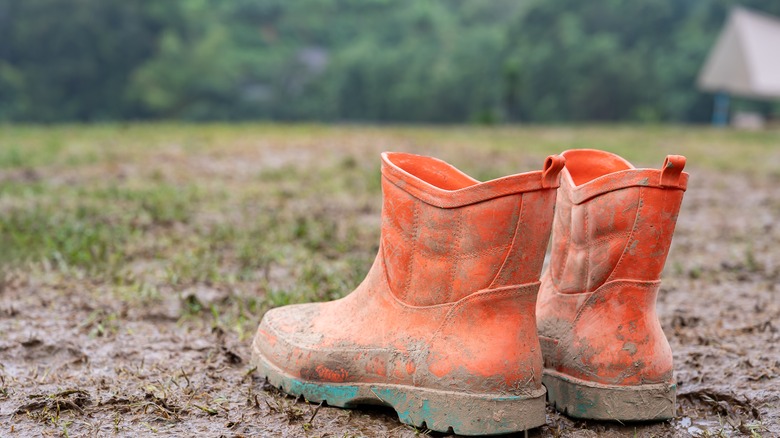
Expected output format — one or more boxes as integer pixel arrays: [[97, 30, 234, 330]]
[[0, 124, 777, 437]]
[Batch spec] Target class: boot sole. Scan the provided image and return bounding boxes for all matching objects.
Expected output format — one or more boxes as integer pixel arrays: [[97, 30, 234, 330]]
[[543, 369, 676, 421], [252, 346, 547, 435]]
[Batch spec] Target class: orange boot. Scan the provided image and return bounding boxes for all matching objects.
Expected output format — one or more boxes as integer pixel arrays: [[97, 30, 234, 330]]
[[537, 149, 688, 421], [252, 152, 564, 435]]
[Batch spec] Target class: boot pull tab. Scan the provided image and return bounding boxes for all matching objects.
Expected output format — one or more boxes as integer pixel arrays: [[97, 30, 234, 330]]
[[660, 155, 686, 187], [542, 154, 566, 188]]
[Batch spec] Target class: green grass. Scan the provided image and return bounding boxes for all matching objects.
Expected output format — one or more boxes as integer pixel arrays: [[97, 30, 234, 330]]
[[1, 122, 778, 337]]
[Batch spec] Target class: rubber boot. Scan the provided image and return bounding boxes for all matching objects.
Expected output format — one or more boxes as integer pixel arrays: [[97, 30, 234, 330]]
[[252, 152, 565, 435], [536, 149, 688, 421]]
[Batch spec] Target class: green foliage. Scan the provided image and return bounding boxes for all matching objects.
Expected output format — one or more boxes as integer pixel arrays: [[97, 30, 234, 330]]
[[1, 0, 780, 122], [0, 0, 161, 121]]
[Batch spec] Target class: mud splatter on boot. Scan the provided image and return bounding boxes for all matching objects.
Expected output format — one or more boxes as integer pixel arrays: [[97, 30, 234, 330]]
[[537, 149, 688, 421], [252, 152, 564, 435]]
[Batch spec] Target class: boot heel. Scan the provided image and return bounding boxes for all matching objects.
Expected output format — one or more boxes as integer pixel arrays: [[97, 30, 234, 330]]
[[543, 369, 676, 421]]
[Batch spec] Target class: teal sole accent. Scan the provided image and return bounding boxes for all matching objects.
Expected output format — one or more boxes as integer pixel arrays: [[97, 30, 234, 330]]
[[252, 348, 547, 435], [283, 378, 361, 408], [543, 369, 676, 421]]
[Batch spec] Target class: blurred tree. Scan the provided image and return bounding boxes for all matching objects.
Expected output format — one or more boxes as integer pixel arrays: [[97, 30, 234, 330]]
[[0, 0, 162, 121], [128, 2, 241, 119], [1, 0, 778, 122]]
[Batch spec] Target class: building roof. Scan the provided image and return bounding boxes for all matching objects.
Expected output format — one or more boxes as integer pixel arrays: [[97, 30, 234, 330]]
[[698, 7, 780, 99]]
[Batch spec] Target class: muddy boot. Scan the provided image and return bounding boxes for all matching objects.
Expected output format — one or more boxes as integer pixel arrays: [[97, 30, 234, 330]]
[[537, 149, 688, 421], [252, 152, 564, 435]]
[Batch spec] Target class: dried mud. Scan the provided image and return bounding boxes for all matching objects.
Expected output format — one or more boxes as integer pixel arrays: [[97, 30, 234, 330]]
[[1, 150, 778, 437]]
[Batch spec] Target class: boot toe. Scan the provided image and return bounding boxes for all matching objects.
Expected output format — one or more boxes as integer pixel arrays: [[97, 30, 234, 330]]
[[254, 303, 325, 372]]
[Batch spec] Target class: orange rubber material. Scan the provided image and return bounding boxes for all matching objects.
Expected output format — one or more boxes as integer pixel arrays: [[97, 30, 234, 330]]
[[537, 149, 688, 420], [252, 152, 564, 434]]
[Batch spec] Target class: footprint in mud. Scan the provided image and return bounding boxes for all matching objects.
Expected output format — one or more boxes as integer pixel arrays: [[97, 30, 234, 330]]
[[16, 337, 88, 369]]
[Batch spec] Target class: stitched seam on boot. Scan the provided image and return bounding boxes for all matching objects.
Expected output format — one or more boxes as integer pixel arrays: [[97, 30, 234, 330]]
[[585, 205, 591, 292], [545, 280, 659, 330], [381, 254, 458, 310], [424, 244, 509, 260], [383, 202, 506, 260], [551, 196, 569, 291], [605, 188, 643, 285], [428, 286, 522, 344], [548, 276, 589, 300], [488, 194, 523, 289], [445, 208, 464, 302], [403, 201, 420, 302], [427, 283, 540, 343], [569, 231, 631, 248], [572, 279, 660, 324]]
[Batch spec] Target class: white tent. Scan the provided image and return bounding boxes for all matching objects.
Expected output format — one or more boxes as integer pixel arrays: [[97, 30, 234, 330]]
[[698, 7, 780, 99]]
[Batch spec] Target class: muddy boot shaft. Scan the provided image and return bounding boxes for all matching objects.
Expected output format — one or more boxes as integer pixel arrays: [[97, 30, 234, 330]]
[[537, 149, 688, 421], [253, 152, 564, 435]]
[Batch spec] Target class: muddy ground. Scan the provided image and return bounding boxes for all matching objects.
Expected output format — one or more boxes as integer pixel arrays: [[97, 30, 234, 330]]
[[0, 125, 777, 437]]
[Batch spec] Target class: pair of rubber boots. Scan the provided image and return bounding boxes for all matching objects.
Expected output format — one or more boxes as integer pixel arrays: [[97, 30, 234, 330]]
[[252, 149, 688, 435]]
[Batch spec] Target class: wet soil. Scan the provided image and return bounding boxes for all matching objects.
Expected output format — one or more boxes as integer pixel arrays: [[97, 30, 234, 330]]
[[0, 140, 778, 437]]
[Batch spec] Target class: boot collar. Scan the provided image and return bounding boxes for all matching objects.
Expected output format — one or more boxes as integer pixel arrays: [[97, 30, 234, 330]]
[[559, 149, 689, 205], [381, 152, 563, 209]]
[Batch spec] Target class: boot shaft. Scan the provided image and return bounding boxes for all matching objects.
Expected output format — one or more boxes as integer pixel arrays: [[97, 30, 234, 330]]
[[380, 152, 564, 305], [549, 150, 688, 293]]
